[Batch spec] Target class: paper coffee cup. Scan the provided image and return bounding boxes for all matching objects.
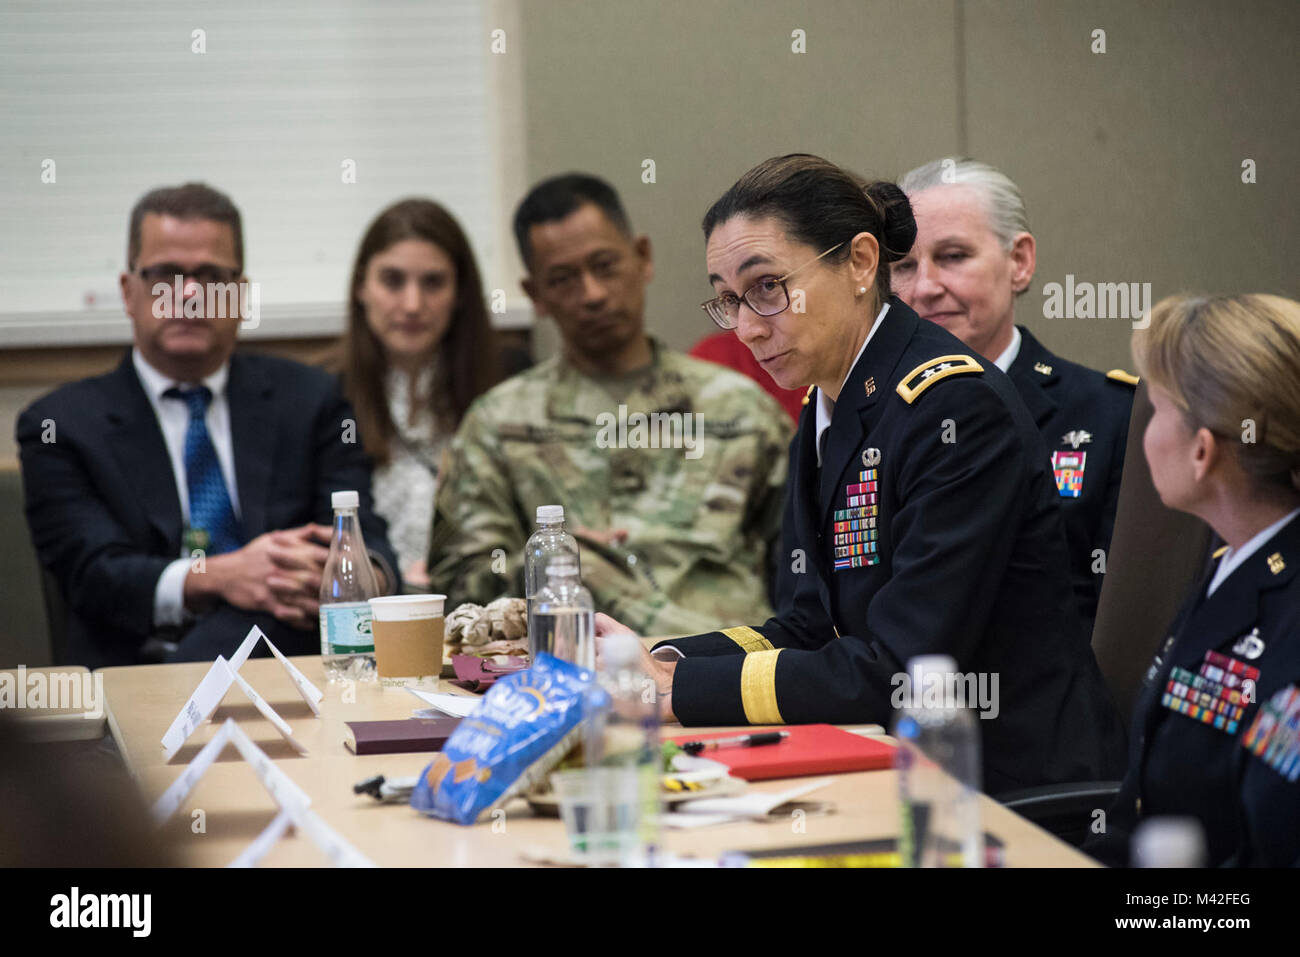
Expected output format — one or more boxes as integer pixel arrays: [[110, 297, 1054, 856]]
[[369, 594, 445, 689]]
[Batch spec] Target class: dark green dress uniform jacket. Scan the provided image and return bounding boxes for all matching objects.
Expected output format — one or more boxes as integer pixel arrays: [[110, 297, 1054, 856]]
[[654, 299, 1126, 795], [1088, 516, 1300, 867], [1007, 326, 1136, 634]]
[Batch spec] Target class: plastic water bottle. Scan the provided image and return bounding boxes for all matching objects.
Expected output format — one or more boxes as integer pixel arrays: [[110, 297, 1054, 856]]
[[319, 490, 380, 682], [892, 655, 983, 867], [525, 505, 579, 659], [531, 556, 594, 671], [583, 632, 661, 866]]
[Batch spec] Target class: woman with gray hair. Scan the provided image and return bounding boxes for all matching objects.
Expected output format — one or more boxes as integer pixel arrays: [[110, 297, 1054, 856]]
[[894, 157, 1137, 636]]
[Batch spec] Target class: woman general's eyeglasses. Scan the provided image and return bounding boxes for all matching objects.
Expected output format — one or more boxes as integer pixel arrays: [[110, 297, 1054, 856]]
[[700, 242, 844, 330]]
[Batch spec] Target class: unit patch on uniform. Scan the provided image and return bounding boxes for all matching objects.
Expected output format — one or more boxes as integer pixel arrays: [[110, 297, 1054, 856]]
[[1051, 450, 1086, 498], [833, 467, 880, 571], [1240, 685, 1300, 781]]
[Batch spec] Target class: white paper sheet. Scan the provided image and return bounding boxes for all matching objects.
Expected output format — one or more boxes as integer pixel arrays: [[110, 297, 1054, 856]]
[[406, 688, 481, 718]]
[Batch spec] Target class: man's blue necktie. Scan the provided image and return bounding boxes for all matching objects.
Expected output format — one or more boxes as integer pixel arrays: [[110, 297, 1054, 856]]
[[164, 386, 243, 554]]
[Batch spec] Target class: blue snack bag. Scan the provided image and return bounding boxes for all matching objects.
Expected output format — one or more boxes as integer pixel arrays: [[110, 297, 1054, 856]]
[[411, 653, 606, 825]]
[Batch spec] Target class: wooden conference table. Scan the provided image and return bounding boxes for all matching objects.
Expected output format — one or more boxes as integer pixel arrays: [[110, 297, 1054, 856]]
[[99, 654, 1096, 867]]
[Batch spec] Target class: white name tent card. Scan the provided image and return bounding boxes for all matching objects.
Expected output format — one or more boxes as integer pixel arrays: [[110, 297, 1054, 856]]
[[161, 626, 322, 760], [152, 718, 310, 824], [228, 626, 323, 714], [152, 719, 374, 868]]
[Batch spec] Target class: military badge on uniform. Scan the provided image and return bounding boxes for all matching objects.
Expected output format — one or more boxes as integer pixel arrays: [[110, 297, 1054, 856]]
[[1161, 649, 1262, 735], [1061, 430, 1092, 449], [1267, 552, 1285, 575], [1240, 685, 1300, 781], [862, 447, 881, 468], [833, 466, 880, 571], [864, 377, 876, 397], [1051, 450, 1086, 498], [1232, 627, 1265, 660], [1033, 362, 1053, 376]]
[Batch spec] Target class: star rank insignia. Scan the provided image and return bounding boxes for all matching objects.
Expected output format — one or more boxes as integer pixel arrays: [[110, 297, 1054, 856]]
[[896, 354, 982, 404], [1267, 552, 1285, 575], [1061, 429, 1093, 449]]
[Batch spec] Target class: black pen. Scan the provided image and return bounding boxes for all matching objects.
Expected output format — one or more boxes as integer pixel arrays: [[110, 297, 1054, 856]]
[[681, 731, 789, 755]]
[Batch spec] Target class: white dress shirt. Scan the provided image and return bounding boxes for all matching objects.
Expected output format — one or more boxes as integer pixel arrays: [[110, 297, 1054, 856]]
[[132, 349, 241, 627], [992, 325, 1022, 373], [814, 302, 891, 467], [1206, 508, 1300, 597]]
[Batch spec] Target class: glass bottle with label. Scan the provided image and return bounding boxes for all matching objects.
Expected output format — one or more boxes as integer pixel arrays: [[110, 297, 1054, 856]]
[[320, 490, 380, 681]]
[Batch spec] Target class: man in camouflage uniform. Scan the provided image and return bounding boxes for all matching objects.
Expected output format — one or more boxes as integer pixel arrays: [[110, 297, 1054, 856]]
[[427, 173, 791, 636]]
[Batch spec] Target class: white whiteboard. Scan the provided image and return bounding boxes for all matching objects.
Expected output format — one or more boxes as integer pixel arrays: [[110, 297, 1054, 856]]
[[0, 0, 527, 345]]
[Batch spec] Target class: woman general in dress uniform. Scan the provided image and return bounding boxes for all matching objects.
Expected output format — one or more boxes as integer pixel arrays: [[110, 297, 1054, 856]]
[[1088, 293, 1300, 867], [893, 158, 1137, 636], [596, 154, 1125, 794]]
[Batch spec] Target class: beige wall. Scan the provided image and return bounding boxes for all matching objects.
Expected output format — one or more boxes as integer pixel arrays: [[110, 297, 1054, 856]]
[[518, 0, 1299, 373]]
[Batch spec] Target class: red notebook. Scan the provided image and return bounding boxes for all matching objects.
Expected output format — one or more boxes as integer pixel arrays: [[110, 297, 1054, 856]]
[[667, 724, 894, 780]]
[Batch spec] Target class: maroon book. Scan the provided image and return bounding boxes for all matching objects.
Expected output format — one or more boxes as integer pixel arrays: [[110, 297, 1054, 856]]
[[343, 717, 462, 755]]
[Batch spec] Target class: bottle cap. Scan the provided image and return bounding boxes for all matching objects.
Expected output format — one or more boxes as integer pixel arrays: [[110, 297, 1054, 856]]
[[601, 632, 641, 670], [903, 655, 960, 711], [1132, 817, 1206, 868], [536, 505, 565, 524], [331, 490, 360, 510], [907, 655, 957, 680]]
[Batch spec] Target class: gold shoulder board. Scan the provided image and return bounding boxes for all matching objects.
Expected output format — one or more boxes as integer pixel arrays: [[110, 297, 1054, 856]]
[[896, 354, 983, 405], [1106, 369, 1139, 386]]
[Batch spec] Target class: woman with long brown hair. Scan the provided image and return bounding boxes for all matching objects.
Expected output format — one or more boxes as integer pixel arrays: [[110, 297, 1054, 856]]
[[339, 199, 498, 586]]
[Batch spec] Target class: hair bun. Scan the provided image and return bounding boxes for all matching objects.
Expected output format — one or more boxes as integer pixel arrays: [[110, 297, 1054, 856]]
[[865, 181, 917, 262]]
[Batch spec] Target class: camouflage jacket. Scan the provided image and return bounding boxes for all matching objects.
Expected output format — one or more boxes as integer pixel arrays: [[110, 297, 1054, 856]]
[[427, 341, 792, 636]]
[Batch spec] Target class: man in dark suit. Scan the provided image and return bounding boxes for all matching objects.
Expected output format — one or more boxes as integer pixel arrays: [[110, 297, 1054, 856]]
[[895, 158, 1135, 634], [17, 183, 397, 668]]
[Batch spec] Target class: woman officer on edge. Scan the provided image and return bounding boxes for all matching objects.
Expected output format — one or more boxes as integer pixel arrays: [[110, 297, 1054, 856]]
[[1088, 293, 1300, 867]]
